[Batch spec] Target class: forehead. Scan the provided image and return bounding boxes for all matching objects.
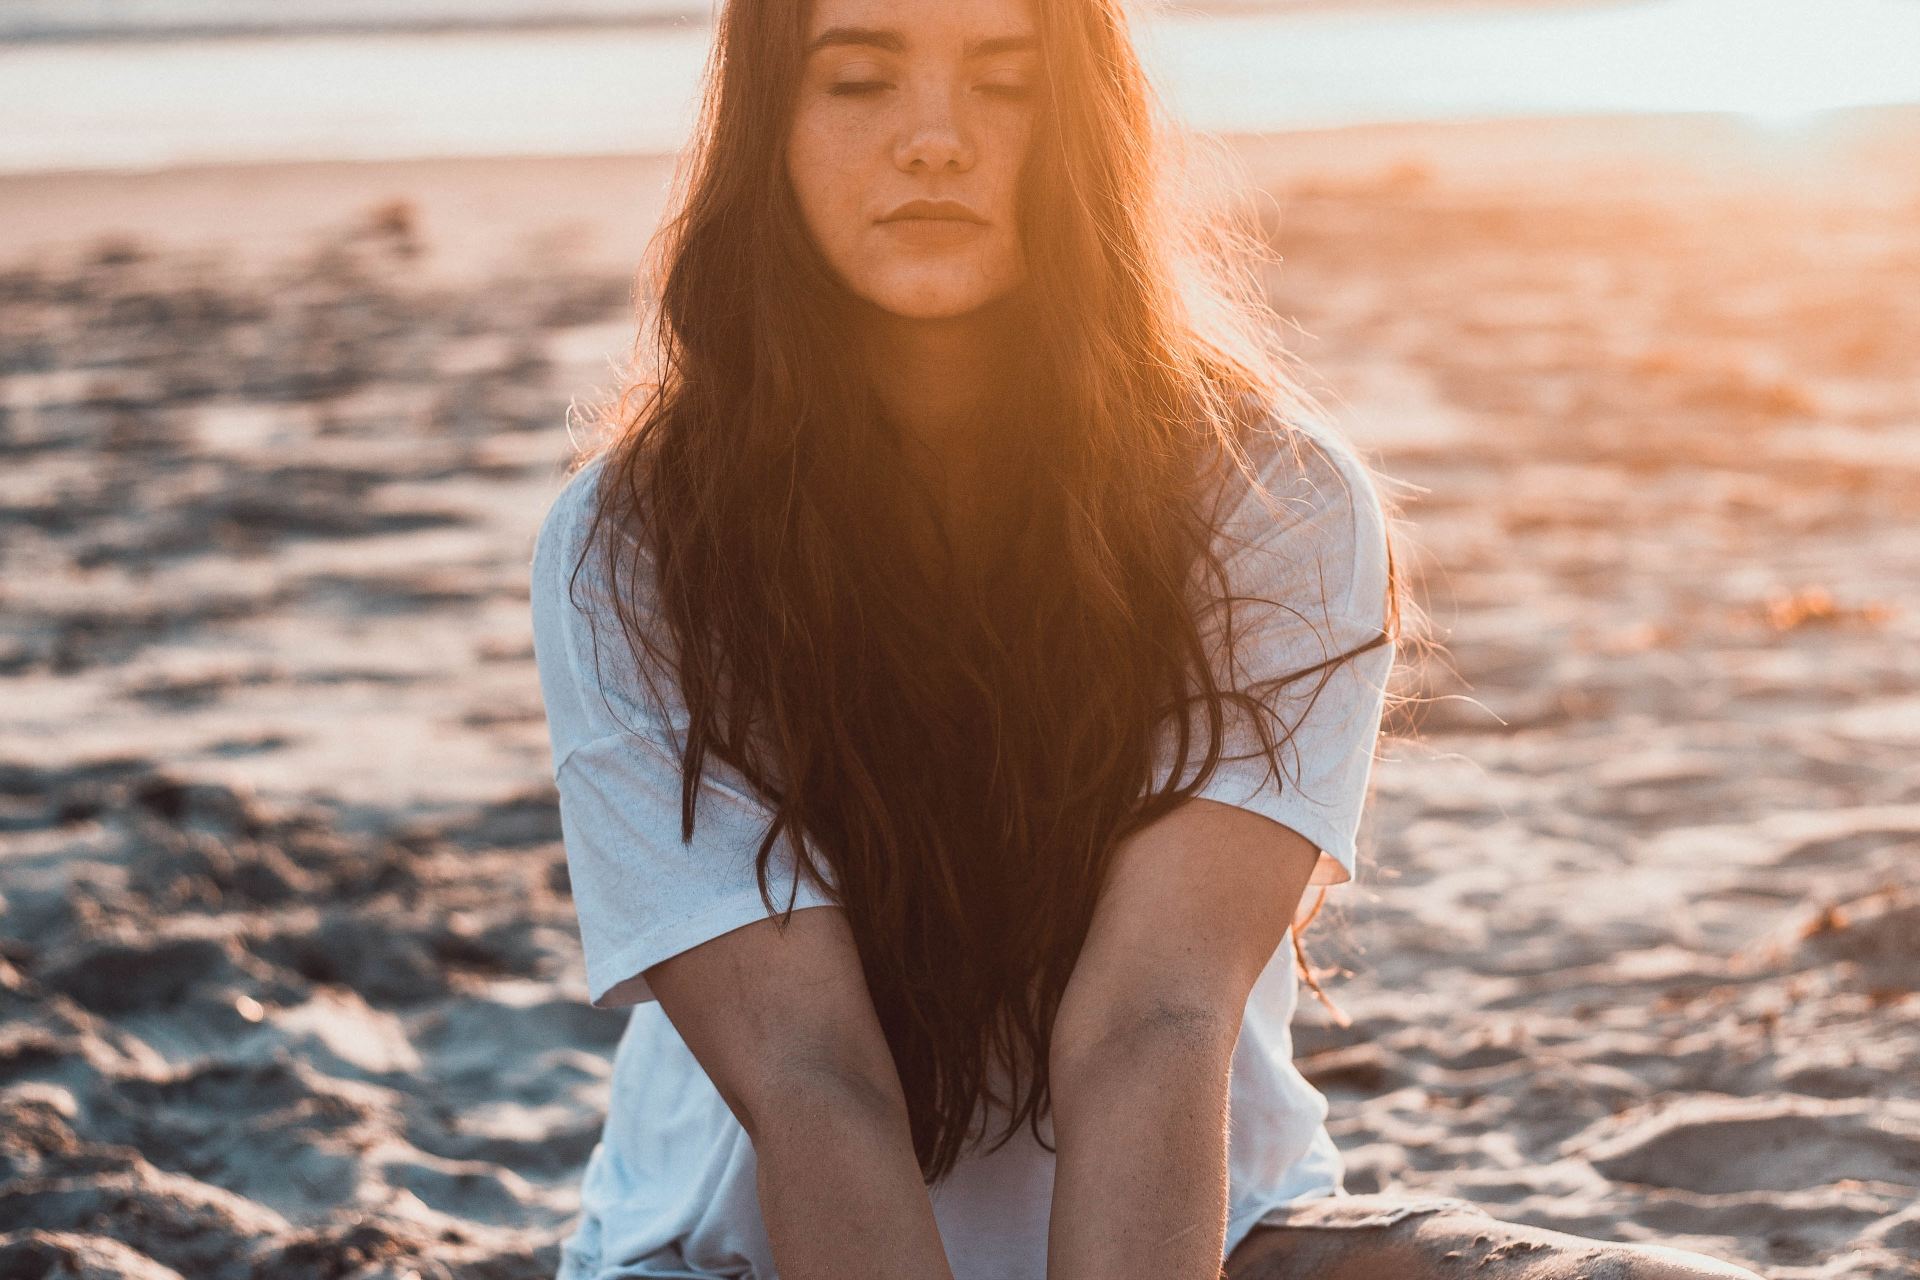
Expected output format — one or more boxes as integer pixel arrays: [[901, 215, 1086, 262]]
[[803, 0, 1037, 50]]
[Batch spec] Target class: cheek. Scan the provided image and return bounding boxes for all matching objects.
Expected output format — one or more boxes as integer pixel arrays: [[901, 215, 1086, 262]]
[[985, 121, 1033, 226], [788, 117, 866, 241], [991, 132, 1032, 267]]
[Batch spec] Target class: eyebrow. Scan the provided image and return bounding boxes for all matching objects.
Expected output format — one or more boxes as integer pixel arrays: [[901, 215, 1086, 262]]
[[805, 26, 1038, 59]]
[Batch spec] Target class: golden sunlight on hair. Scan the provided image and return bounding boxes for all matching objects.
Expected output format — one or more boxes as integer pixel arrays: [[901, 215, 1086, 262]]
[[1, 0, 1909, 1277]]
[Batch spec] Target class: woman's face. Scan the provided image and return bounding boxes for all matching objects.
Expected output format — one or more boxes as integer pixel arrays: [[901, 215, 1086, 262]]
[[787, 0, 1039, 321]]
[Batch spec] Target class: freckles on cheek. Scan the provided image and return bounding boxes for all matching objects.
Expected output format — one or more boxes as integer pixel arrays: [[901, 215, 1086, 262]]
[[792, 125, 864, 227], [824, 169, 871, 241]]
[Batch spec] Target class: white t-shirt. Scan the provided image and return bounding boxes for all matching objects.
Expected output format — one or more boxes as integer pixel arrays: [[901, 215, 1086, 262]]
[[529, 414, 1396, 1280]]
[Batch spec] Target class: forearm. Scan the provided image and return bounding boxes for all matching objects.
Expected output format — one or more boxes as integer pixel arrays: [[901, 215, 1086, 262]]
[[1047, 1018, 1239, 1280], [751, 1075, 956, 1280]]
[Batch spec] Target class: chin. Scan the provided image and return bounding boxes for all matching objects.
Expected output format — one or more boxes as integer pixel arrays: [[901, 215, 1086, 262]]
[[864, 276, 1011, 321], [882, 298, 994, 321]]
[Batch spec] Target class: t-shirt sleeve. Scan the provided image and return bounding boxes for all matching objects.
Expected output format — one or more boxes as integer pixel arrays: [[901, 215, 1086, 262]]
[[528, 460, 838, 1009], [1155, 419, 1397, 887]]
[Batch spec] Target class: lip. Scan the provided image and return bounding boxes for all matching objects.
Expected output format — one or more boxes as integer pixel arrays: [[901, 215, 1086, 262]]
[[878, 198, 989, 224]]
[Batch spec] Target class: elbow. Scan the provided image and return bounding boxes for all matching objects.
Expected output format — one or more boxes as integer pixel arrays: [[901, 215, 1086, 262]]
[[735, 1054, 910, 1146], [1048, 998, 1239, 1116]]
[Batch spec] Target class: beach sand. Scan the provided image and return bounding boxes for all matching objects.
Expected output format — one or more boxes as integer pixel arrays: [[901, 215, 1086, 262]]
[[1, 110, 1916, 1277]]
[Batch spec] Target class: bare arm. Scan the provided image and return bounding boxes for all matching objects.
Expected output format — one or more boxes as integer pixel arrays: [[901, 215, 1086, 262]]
[[645, 903, 955, 1280], [1046, 799, 1322, 1280]]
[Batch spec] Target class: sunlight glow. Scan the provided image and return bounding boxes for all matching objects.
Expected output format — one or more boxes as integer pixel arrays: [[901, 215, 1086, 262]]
[[2, 0, 1917, 173], [1139, 0, 1920, 134]]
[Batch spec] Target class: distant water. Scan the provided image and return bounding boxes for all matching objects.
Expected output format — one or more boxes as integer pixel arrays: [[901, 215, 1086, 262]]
[[3, 0, 1918, 174], [0, 1, 1409, 42], [0, 0, 706, 42]]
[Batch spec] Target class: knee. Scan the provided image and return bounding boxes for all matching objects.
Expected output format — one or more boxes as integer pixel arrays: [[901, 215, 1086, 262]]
[[1438, 1220, 1766, 1280], [1602, 1241, 1766, 1280]]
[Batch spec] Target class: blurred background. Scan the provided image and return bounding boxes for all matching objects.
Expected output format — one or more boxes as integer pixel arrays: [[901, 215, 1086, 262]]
[[1, 2, 1916, 1277]]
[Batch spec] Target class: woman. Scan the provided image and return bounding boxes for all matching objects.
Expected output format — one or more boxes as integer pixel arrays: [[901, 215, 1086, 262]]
[[528, 1, 1766, 1277]]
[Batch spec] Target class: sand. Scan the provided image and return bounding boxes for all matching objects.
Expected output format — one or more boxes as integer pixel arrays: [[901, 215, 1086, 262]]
[[0, 110, 1916, 1278]]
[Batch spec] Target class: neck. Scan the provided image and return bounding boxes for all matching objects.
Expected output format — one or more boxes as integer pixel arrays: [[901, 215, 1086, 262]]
[[856, 295, 1026, 490], [852, 295, 1037, 577]]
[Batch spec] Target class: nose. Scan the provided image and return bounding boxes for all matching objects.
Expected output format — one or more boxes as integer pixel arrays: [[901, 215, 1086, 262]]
[[893, 83, 974, 173]]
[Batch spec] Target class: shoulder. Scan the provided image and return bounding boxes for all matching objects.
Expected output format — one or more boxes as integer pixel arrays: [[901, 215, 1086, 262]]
[[531, 452, 615, 582], [528, 451, 675, 756], [529, 451, 659, 626], [1241, 412, 1383, 525], [1219, 411, 1392, 628]]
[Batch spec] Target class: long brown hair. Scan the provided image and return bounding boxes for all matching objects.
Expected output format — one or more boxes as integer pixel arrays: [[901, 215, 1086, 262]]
[[562, 0, 1416, 1184]]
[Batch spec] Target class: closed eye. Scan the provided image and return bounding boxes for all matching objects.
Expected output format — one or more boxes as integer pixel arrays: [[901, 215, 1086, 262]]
[[826, 81, 1032, 99]]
